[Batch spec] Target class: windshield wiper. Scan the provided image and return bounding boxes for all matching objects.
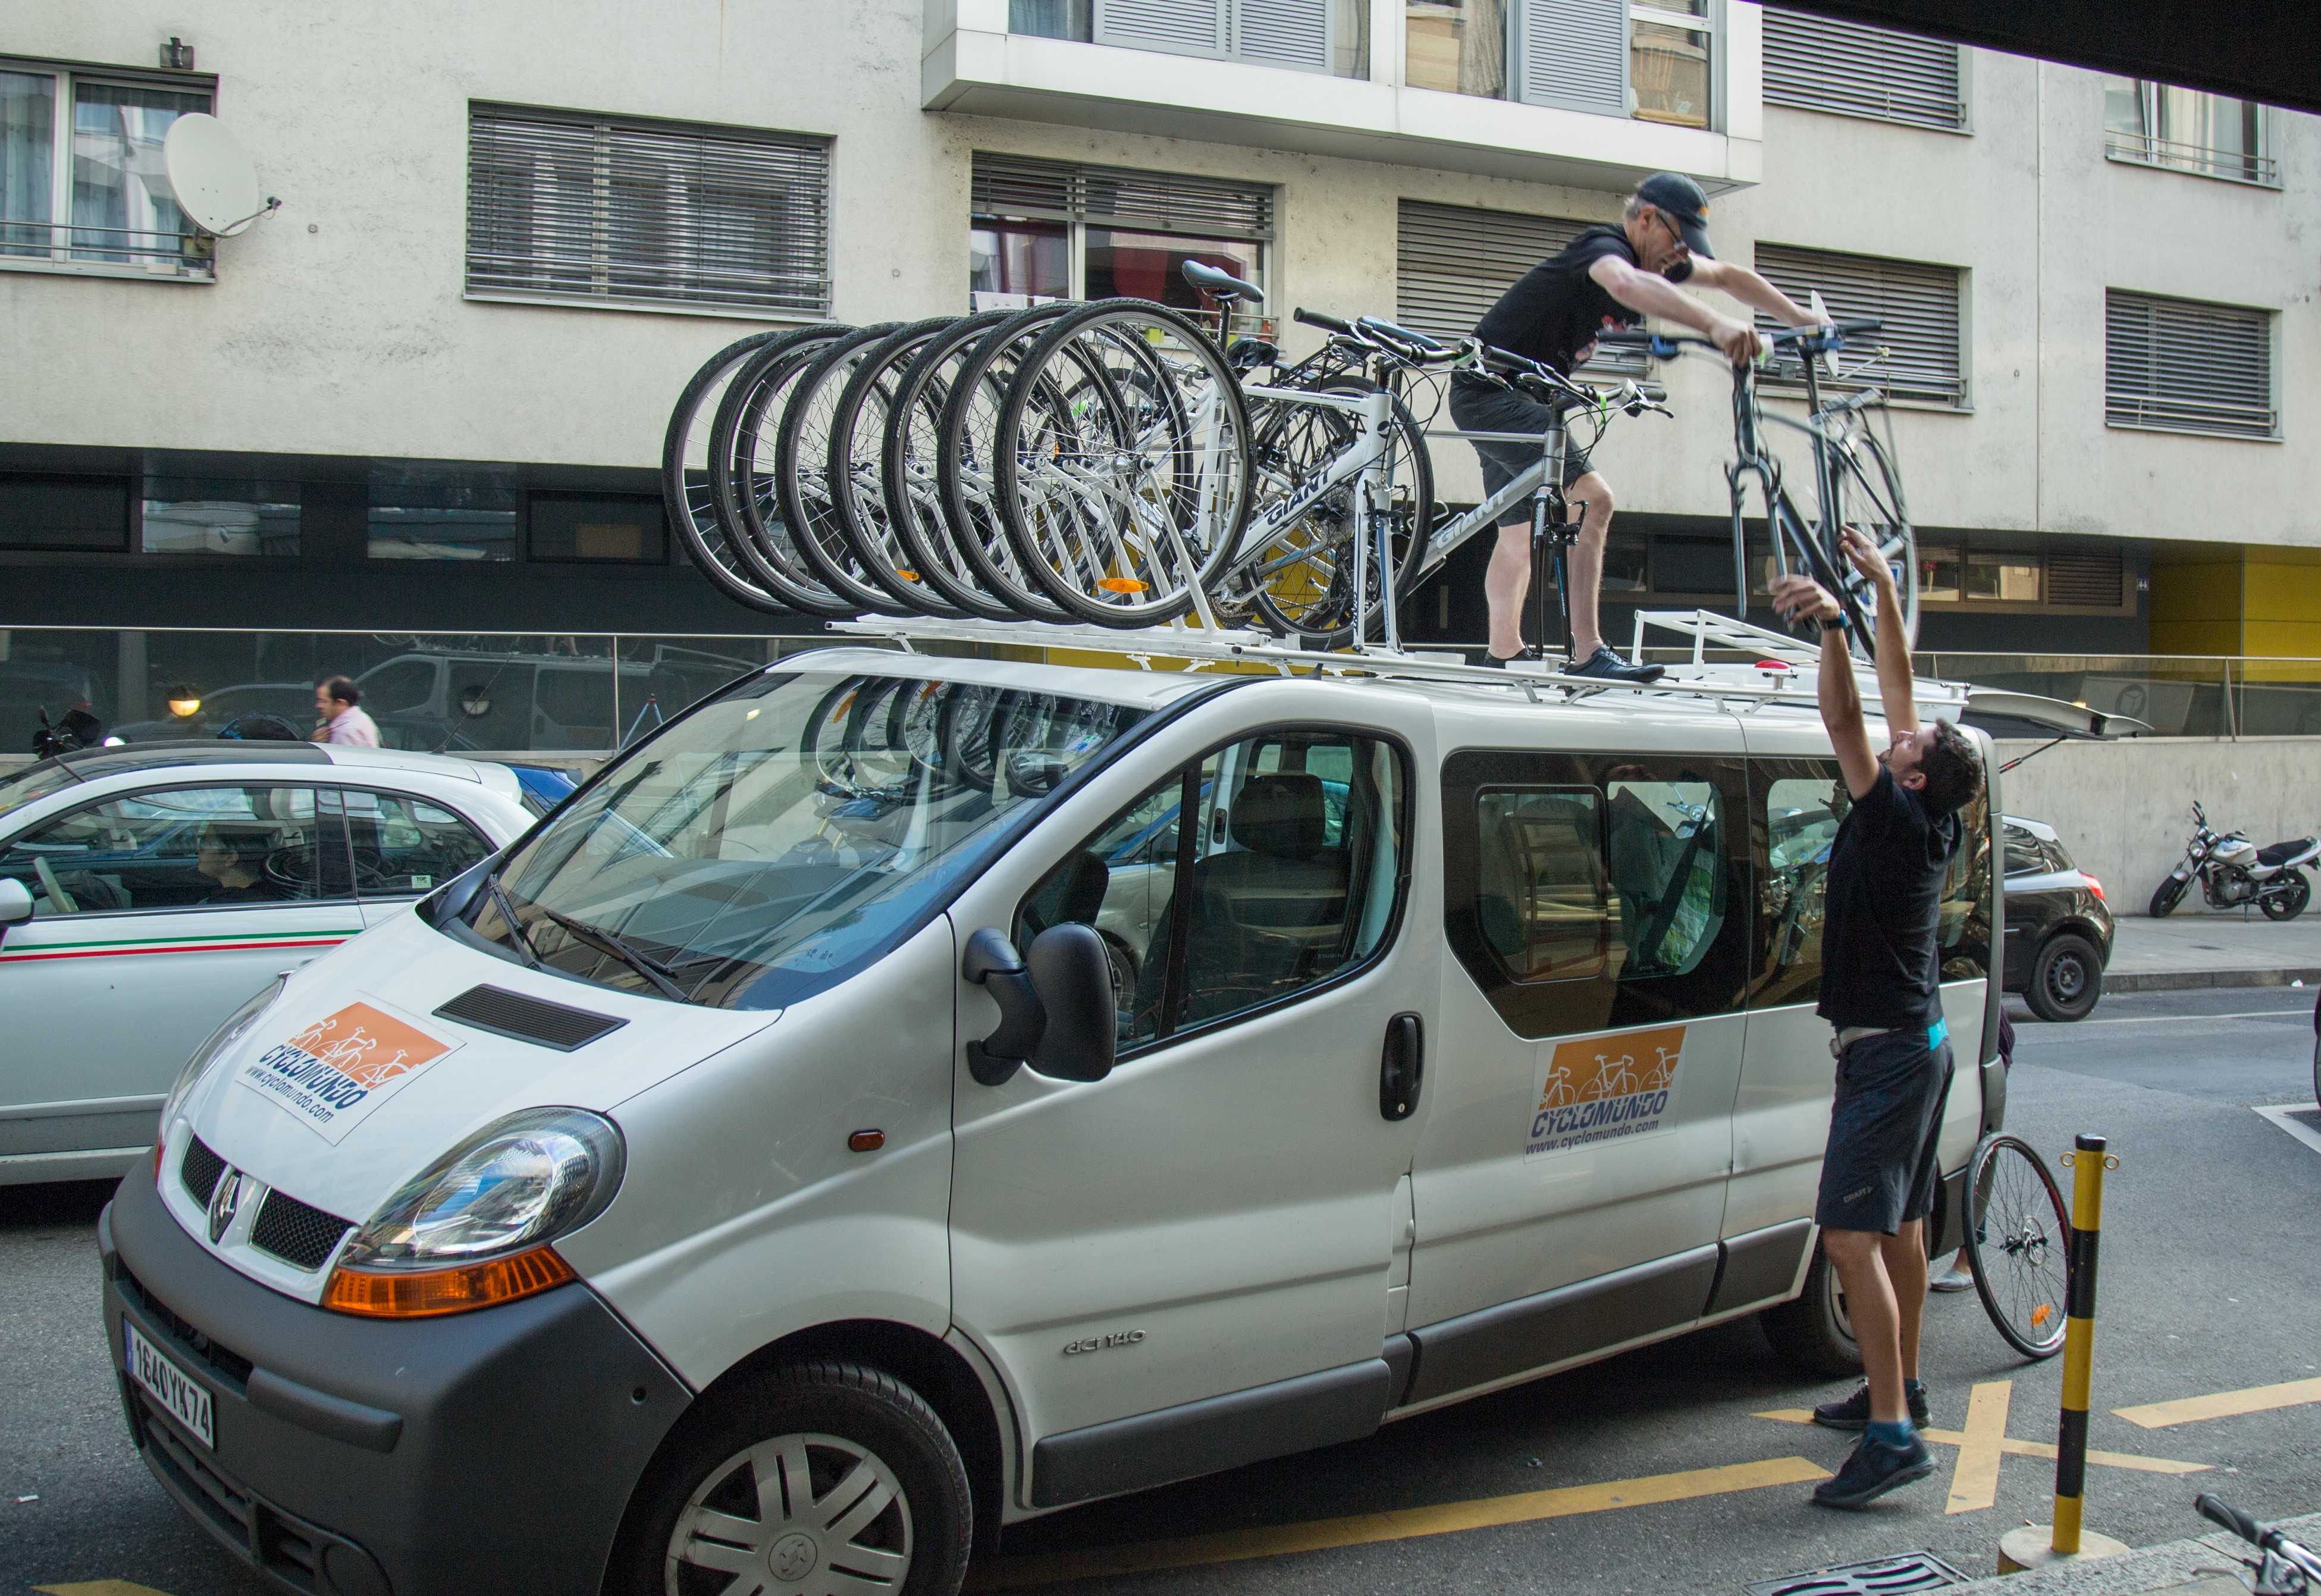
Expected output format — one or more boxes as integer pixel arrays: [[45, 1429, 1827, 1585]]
[[481, 874, 543, 970], [530, 901, 691, 1004]]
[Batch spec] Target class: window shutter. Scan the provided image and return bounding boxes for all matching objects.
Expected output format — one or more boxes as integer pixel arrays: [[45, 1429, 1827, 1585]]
[[2046, 546, 2126, 608], [2104, 290, 2275, 439], [1234, 0, 1333, 70], [1396, 200, 1645, 375], [1515, 0, 1629, 117], [974, 152, 1274, 240], [466, 105, 829, 316], [1094, 0, 1229, 57], [1761, 7, 1964, 131], [1752, 244, 1964, 406]]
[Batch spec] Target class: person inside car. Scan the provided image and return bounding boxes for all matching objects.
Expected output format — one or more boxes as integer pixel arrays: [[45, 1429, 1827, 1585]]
[[195, 825, 277, 905]]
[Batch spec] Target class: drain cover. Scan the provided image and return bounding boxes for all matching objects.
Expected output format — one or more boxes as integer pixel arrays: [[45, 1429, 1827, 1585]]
[[1745, 1551, 1970, 1596]]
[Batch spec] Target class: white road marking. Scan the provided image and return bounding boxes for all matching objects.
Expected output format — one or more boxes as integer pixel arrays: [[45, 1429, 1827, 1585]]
[[2066, 1007, 2312, 1026], [2253, 1103, 2321, 1159]]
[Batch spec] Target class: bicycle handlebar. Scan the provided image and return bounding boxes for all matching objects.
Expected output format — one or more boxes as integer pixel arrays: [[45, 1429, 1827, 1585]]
[[1293, 306, 1354, 337], [2197, 1493, 2269, 1550], [1293, 306, 1460, 367]]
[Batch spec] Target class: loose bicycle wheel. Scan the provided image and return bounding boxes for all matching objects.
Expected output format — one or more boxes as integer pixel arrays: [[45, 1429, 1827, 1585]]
[[993, 300, 1252, 629], [662, 331, 798, 613], [709, 326, 860, 618], [1963, 1132, 2070, 1360], [882, 309, 1024, 622], [826, 316, 969, 617], [934, 305, 1084, 625], [774, 322, 914, 617], [1242, 376, 1434, 647]]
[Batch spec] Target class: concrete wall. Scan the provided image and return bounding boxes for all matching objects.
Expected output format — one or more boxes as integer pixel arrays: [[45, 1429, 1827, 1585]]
[[1993, 735, 2321, 914]]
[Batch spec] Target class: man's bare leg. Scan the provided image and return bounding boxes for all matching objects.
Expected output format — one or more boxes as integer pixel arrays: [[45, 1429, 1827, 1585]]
[[1566, 471, 1616, 659], [1822, 1227, 1906, 1422], [1485, 521, 1532, 659], [1880, 1219, 1928, 1385]]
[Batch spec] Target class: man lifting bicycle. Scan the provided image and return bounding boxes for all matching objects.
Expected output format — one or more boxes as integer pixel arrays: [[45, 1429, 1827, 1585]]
[[1451, 172, 1829, 679]]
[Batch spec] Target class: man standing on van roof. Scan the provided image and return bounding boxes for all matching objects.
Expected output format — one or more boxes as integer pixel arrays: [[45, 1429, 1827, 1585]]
[[1771, 531, 1983, 1509], [1450, 172, 1828, 680]]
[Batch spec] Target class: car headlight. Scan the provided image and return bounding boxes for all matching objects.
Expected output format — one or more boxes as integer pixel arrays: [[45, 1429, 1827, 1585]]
[[323, 1108, 623, 1318], [162, 976, 285, 1131]]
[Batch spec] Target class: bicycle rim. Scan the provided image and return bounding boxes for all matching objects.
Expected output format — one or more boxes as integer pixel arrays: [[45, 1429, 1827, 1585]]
[[880, 310, 1021, 622], [662, 331, 793, 613], [1964, 1133, 2070, 1360], [1830, 425, 1917, 650], [820, 318, 968, 617], [776, 323, 912, 616], [710, 327, 860, 617], [935, 306, 1081, 624]]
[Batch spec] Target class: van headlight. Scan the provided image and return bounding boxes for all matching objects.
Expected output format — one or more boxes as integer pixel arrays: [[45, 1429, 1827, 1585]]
[[162, 976, 285, 1131], [322, 1108, 623, 1318]]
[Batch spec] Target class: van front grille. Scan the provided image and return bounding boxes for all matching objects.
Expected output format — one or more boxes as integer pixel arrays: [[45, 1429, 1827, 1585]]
[[180, 1137, 228, 1208], [249, 1191, 354, 1272]]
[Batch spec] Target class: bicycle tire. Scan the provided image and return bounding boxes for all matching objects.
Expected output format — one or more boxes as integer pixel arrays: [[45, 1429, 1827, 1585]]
[[1243, 376, 1435, 647], [825, 316, 970, 617], [993, 299, 1252, 628], [708, 325, 861, 618], [774, 322, 914, 616], [882, 309, 1024, 622], [933, 305, 1084, 624], [662, 331, 795, 613], [1963, 1131, 2070, 1360]]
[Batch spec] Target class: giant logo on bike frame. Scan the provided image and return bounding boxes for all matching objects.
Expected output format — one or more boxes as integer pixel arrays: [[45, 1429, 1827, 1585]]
[[235, 999, 460, 1145], [1524, 1024, 1685, 1160]]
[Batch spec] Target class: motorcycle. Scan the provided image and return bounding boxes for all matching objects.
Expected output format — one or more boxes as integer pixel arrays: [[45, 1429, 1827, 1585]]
[[30, 705, 108, 759], [2150, 800, 2319, 921]]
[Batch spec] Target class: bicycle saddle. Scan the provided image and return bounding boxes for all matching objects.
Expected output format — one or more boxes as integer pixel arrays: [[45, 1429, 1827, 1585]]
[[1182, 261, 1263, 303]]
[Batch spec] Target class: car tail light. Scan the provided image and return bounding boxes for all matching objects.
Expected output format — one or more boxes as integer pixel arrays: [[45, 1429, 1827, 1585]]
[[2083, 874, 2105, 902]]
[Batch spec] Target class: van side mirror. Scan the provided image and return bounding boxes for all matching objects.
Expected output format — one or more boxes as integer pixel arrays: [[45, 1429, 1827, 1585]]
[[961, 925, 1117, 1087], [0, 878, 32, 937]]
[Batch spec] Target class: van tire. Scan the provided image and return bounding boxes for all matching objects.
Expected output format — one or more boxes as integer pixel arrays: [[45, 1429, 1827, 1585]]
[[607, 1359, 974, 1596], [1759, 1246, 1863, 1376]]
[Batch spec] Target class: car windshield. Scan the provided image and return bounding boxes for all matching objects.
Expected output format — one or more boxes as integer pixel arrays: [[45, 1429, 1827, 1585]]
[[0, 760, 80, 825], [466, 670, 1152, 1009]]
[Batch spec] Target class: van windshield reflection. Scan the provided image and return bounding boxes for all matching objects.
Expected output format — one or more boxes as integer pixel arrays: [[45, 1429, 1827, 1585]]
[[465, 673, 1149, 1009]]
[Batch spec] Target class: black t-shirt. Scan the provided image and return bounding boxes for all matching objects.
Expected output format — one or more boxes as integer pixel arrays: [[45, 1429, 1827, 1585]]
[[1470, 225, 1643, 376], [1817, 767, 1961, 1030]]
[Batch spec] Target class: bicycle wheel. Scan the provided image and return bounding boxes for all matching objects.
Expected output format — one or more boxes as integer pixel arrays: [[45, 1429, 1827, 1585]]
[[774, 323, 914, 617], [709, 326, 860, 618], [1963, 1132, 2070, 1360], [993, 300, 1252, 628], [883, 309, 1023, 622], [1827, 422, 1918, 651], [1243, 376, 1434, 647], [662, 331, 795, 613], [826, 316, 970, 617], [934, 305, 1083, 624]]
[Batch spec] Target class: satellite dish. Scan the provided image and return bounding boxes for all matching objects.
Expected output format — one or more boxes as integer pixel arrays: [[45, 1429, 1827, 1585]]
[[163, 114, 275, 237]]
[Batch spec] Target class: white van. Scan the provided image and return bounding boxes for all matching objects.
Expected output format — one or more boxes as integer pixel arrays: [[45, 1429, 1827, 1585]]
[[101, 643, 2009, 1596]]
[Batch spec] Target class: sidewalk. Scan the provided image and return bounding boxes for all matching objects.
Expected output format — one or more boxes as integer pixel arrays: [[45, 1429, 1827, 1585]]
[[2103, 913, 2321, 995], [1945, 1509, 2321, 1595]]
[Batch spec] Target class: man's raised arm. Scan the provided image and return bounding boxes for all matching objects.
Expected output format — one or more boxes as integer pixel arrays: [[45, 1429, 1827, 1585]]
[[1772, 574, 1880, 799], [1841, 525, 1918, 736]]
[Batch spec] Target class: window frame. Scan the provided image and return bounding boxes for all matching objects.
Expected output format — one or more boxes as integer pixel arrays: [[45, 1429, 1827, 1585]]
[[334, 782, 498, 902], [1400, 0, 1723, 130], [1014, 721, 1414, 1061], [2103, 288, 2279, 443], [0, 57, 218, 284], [2102, 78, 2279, 189], [0, 780, 362, 917]]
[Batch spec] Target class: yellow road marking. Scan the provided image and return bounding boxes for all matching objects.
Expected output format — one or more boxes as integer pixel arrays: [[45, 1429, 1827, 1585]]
[[34, 1584, 177, 1595], [1946, 1380, 2012, 1515], [2115, 1378, 2321, 1429], [966, 1456, 1830, 1591], [1757, 1409, 2208, 1483]]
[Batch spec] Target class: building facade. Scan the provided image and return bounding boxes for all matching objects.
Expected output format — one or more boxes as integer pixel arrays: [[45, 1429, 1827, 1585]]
[[2, 0, 2314, 689]]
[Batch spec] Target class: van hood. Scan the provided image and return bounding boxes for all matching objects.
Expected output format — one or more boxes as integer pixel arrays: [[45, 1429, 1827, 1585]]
[[171, 908, 779, 1293]]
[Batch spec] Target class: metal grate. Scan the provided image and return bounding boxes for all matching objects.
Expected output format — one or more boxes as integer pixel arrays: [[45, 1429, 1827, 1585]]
[[435, 983, 628, 1051], [1754, 243, 1965, 406], [180, 1137, 227, 1208], [1514, 0, 1629, 117], [2105, 290, 2275, 439], [1745, 1551, 1970, 1596], [466, 104, 831, 316], [1395, 201, 1646, 376], [1762, 7, 1964, 130], [2047, 547, 2126, 608], [249, 1190, 353, 1272], [971, 152, 1274, 240]]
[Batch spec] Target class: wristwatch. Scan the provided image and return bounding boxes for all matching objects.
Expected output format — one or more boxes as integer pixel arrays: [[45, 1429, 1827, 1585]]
[[1820, 617, 1845, 633]]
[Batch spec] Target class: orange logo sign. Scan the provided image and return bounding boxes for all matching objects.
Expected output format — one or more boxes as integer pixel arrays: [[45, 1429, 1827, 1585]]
[[1535, 1025, 1686, 1112], [283, 1003, 451, 1090]]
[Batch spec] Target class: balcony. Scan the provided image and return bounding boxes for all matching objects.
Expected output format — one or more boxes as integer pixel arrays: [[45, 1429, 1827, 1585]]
[[923, 0, 1759, 192]]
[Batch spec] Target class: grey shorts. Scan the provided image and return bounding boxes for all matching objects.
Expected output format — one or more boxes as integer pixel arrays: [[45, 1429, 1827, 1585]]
[[1447, 378, 1597, 523], [1815, 1024, 1953, 1236]]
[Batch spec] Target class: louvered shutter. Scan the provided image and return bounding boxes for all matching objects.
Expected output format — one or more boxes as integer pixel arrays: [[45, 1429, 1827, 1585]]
[[1395, 200, 1645, 376], [2104, 291, 2276, 439], [2046, 546, 2126, 608], [1515, 0, 1629, 118], [1094, 0, 1229, 57], [1752, 244, 1964, 406], [1761, 7, 1964, 130], [1234, 0, 1333, 70], [466, 105, 829, 316], [973, 152, 1274, 241]]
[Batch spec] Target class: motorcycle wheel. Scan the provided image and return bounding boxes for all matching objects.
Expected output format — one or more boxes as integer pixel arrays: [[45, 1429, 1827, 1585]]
[[2262, 870, 2310, 922], [2150, 876, 2188, 918]]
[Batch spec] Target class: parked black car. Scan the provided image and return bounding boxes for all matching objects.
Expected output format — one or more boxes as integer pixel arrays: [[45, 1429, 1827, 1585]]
[[2003, 816, 2115, 1022]]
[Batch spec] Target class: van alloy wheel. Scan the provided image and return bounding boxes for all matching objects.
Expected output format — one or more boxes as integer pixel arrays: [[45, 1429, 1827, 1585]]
[[666, 1432, 912, 1595]]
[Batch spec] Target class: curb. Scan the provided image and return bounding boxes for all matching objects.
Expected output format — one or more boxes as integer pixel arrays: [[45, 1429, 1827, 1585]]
[[2104, 967, 2321, 995], [1947, 1510, 2321, 1595]]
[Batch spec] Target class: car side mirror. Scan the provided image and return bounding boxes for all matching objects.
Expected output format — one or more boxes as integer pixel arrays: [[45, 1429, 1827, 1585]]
[[961, 924, 1117, 1087], [0, 878, 32, 937]]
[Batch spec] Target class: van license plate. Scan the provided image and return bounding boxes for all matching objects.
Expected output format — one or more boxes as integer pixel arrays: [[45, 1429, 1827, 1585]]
[[126, 1321, 214, 1450]]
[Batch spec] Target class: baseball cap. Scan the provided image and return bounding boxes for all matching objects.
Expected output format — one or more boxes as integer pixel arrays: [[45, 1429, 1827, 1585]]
[[1634, 172, 1714, 260]]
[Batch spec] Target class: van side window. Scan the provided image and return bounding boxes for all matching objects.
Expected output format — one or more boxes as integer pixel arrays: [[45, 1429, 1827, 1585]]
[[1020, 730, 1409, 1052], [1475, 789, 1606, 981], [1757, 773, 1843, 1005]]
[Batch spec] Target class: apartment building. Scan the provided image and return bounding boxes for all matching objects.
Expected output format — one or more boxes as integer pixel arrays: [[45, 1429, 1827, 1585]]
[[1, 0, 2313, 668]]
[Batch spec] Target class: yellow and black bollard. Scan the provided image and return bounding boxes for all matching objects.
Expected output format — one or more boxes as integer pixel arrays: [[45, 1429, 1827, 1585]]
[[1997, 1134, 2128, 1575]]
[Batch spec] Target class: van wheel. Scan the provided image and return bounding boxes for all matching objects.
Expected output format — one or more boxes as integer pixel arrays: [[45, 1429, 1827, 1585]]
[[1759, 1245, 1863, 1376], [609, 1360, 973, 1596]]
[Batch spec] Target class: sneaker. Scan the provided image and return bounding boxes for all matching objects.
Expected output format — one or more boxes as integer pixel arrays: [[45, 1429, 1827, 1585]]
[[1930, 1265, 1975, 1294], [1811, 1432, 1936, 1510], [1564, 645, 1667, 684], [1813, 1381, 1930, 1431], [1472, 648, 1526, 670]]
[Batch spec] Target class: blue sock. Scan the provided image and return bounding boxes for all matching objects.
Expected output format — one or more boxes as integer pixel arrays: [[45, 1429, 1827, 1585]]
[[1867, 1418, 1915, 1450]]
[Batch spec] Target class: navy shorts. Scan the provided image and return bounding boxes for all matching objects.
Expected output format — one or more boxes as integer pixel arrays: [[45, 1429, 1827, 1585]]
[[1815, 1023, 1953, 1236], [1447, 378, 1597, 522]]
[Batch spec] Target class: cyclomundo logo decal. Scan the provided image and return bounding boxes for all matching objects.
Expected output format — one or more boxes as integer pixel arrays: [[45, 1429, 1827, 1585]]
[[1525, 1024, 1686, 1161], [235, 999, 460, 1145]]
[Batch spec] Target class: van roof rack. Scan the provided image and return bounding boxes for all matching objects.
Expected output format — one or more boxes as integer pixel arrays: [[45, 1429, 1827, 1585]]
[[825, 610, 1984, 719]]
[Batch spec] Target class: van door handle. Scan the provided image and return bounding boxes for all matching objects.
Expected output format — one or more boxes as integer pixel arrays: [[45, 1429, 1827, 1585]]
[[1379, 1012, 1423, 1122]]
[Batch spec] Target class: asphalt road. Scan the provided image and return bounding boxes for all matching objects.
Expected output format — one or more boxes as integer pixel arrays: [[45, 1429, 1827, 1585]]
[[6, 985, 2318, 1596]]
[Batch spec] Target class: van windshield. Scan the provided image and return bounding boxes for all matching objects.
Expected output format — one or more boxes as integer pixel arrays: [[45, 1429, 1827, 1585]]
[[465, 672, 1152, 1009]]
